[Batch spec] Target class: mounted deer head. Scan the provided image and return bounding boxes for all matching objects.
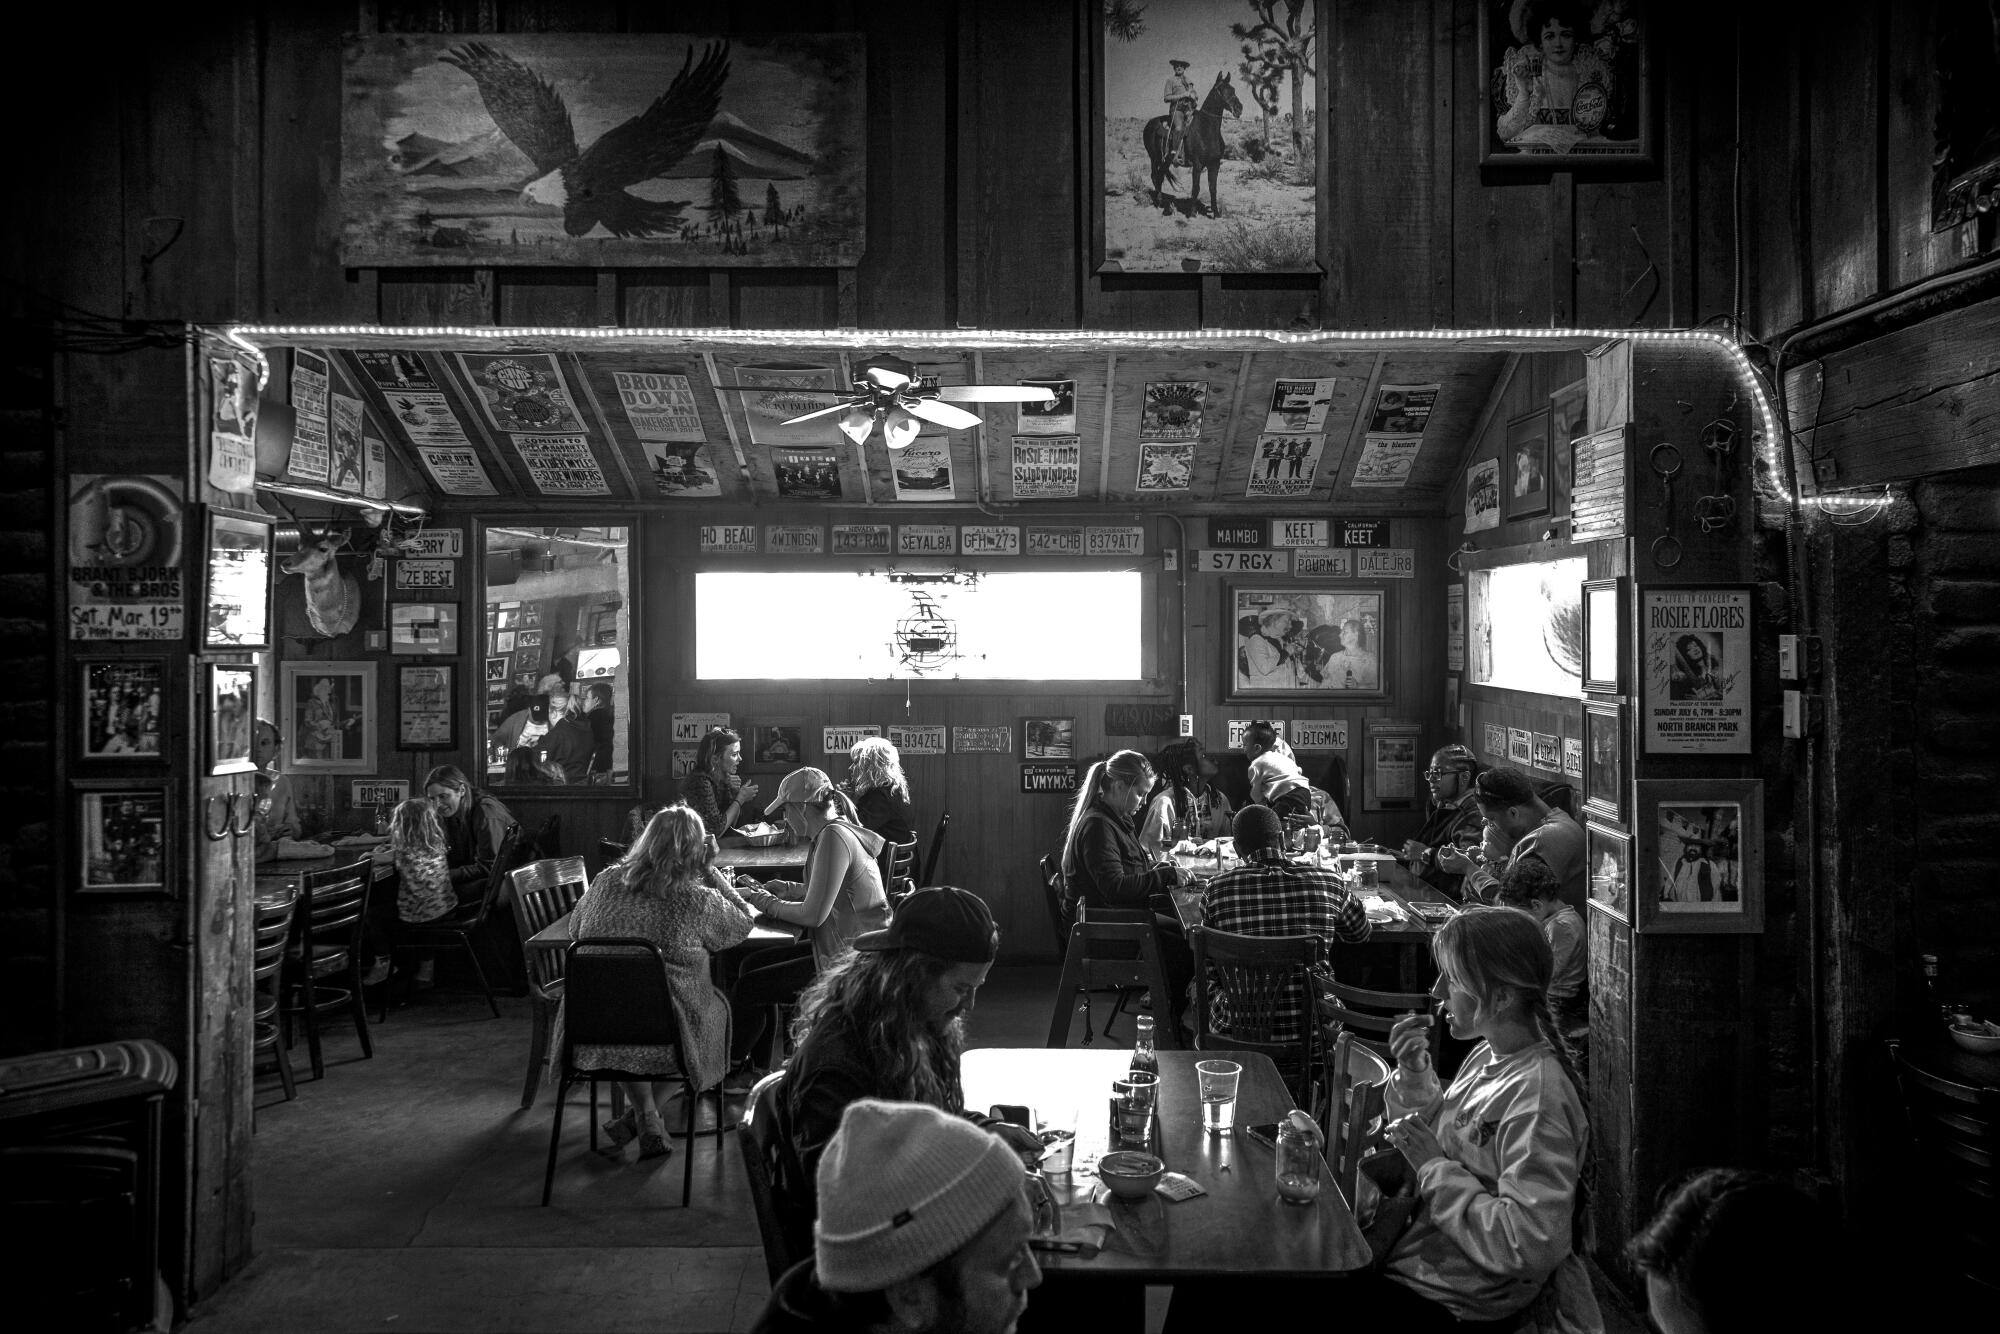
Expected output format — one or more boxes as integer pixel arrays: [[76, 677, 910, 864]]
[[280, 523, 360, 638]]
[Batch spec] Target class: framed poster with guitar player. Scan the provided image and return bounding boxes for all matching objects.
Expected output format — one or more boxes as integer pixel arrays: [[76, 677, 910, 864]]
[[280, 660, 376, 773]]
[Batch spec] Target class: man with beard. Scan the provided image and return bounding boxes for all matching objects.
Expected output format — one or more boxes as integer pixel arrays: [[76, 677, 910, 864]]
[[752, 1099, 1042, 1334], [1400, 744, 1486, 899]]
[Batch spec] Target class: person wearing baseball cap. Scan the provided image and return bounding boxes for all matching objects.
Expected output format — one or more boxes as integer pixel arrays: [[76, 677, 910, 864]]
[[752, 1098, 1041, 1334], [783, 888, 1042, 1195]]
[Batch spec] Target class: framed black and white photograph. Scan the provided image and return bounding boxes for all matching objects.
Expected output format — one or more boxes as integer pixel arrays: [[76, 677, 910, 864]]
[[280, 660, 376, 773], [206, 663, 257, 776], [1583, 700, 1625, 827], [391, 602, 458, 656], [1022, 717, 1075, 761], [1363, 720, 1424, 813], [77, 780, 175, 895], [486, 656, 509, 683], [1635, 779, 1764, 934], [1585, 820, 1630, 924], [202, 506, 274, 651], [1479, 0, 1652, 170], [396, 663, 456, 751], [1640, 584, 1754, 755], [1582, 577, 1625, 694], [80, 659, 166, 760], [1502, 407, 1551, 522], [1230, 585, 1389, 700], [751, 723, 804, 769]]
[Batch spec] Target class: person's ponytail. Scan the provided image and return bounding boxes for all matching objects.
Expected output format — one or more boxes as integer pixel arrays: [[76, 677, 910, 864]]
[[1526, 988, 1593, 1244], [1060, 761, 1108, 880]]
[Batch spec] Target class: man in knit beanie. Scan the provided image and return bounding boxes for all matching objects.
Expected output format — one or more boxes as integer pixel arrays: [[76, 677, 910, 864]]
[[753, 1099, 1041, 1334]]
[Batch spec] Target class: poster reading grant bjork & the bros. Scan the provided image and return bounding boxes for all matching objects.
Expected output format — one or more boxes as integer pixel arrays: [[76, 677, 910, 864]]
[[1641, 586, 1753, 755]]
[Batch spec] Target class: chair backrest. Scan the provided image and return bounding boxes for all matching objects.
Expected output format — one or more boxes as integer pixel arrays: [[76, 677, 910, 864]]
[[1536, 781, 1579, 821], [1889, 1040, 2000, 1183], [1315, 971, 1440, 1067], [738, 1069, 815, 1283], [509, 857, 590, 1000], [877, 837, 917, 906], [920, 810, 950, 886], [1038, 854, 1073, 958], [1189, 926, 1319, 1093], [1325, 1030, 1390, 1209], [562, 938, 679, 1066], [252, 892, 297, 985], [299, 857, 373, 951], [596, 837, 628, 873]]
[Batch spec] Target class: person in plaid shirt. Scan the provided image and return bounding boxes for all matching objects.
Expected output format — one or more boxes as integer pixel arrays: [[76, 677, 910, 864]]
[[1199, 804, 1371, 1041]]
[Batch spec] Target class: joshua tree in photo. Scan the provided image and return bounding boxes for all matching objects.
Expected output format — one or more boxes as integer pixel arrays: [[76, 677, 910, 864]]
[[1233, 0, 1315, 156], [1104, 0, 1147, 42]]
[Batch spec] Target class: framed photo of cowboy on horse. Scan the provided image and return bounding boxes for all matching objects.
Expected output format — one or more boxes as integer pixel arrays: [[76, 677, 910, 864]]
[[1479, 0, 1653, 169], [1091, 0, 1323, 274], [1228, 585, 1391, 702]]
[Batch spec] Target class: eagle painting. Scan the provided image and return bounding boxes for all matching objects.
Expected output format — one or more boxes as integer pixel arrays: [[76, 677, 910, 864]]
[[438, 40, 729, 238]]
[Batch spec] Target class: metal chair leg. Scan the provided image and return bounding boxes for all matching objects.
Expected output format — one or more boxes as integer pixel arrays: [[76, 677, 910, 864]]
[[462, 939, 501, 1019], [520, 1003, 551, 1109], [542, 1079, 568, 1206]]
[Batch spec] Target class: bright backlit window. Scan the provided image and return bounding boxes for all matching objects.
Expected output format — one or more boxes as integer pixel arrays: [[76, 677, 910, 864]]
[[695, 570, 1145, 680]]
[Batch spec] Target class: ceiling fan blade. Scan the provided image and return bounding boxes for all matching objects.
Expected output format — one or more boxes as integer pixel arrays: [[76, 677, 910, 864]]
[[937, 385, 1059, 404], [901, 398, 983, 430], [778, 400, 858, 427]]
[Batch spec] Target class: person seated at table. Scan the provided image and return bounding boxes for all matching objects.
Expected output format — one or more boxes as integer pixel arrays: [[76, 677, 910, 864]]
[[1199, 805, 1370, 1045], [1059, 749, 1194, 1033], [538, 684, 598, 785], [422, 765, 518, 897], [846, 735, 915, 846], [1401, 744, 1485, 899], [250, 718, 301, 850], [1627, 1167, 1862, 1334], [782, 887, 1041, 1190], [1435, 766, 1585, 910], [1368, 907, 1600, 1332], [361, 797, 465, 987], [752, 1098, 1042, 1334], [567, 805, 757, 1162], [1494, 859, 1587, 1048], [1240, 721, 1313, 821], [682, 726, 763, 837], [1139, 738, 1235, 859]]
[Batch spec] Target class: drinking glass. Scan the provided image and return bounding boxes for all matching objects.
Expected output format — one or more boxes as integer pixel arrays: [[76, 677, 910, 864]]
[[1196, 1059, 1242, 1135], [1036, 1106, 1077, 1175], [1109, 1071, 1159, 1149]]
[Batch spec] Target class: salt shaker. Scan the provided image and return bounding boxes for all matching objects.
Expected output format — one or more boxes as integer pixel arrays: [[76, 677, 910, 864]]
[[1274, 1109, 1323, 1205]]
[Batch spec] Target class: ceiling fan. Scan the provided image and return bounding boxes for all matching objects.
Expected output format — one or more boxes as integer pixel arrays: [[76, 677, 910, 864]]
[[778, 354, 1056, 450]]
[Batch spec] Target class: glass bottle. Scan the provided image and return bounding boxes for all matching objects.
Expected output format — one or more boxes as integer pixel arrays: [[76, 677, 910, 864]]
[[1274, 1109, 1324, 1205], [1920, 953, 1942, 1022], [1130, 1014, 1160, 1078]]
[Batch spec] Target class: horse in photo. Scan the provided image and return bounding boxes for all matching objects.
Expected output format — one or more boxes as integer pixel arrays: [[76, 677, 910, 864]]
[[1142, 71, 1243, 218]]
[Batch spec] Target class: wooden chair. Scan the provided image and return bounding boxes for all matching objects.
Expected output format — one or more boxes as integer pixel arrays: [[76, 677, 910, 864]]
[[878, 838, 917, 907], [252, 890, 298, 1106], [1045, 904, 1179, 1050], [1888, 1040, 2000, 1291], [505, 855, 590, 1108], [1038, 854, 1073, 960], [1314, 972, 1440, 1068], [284, 857, 375, 1081], [543, 937, 728, 1207], [1325, 1031, 1392, 1210], [1189, 925, 1320, 1106], [382, 824, 521, 1020], [920, 810, 950, 886], [738, 1069, 815, 1284]]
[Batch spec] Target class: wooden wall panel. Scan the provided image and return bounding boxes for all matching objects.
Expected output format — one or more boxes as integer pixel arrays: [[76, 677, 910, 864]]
[[856, 4, 954, 331], [1327, 0, 1436, 328], [1805, 0, 1883, 320]]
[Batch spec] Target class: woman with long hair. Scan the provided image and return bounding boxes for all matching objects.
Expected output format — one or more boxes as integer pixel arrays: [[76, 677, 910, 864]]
[[845, 735, 914, 845], [680, 726, 762, 836], [420, 763, 517, 895], [361, 797, 462, 986], [1367, 906, 1599, 1330], [782, 887, 1039, 1188], [566, 805, 756, 1161], [1138, 738, 1234, 858]]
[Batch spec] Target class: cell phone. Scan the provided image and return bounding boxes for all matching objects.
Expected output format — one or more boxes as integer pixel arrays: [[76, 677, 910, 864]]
[[1242, 1121, 1281, 1150], [989, 1104, 1033, 1129]]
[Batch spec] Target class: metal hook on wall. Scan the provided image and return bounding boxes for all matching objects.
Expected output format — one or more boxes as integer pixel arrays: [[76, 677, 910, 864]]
[[204, 795, 235, 843], [1446, 542, 1478, 575], [231, 789, 258, 837]]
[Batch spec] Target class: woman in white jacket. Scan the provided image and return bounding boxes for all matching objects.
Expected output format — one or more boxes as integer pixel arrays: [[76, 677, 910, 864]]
[[1371, 907, 1602, 1331]]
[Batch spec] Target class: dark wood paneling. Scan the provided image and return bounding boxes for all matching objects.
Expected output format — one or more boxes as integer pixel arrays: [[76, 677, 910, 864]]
[[1806, 0, 1883, 319], [1328, 0, 1436, 328]]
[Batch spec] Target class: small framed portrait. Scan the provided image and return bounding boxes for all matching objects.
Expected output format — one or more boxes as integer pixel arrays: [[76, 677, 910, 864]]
[[1583, 700, 1626, 826], [494, 604, 519, 630], [1581, 577, 1626, 694], [486, 656, 510, 683], [390, 602, 458, 656], [80, 659, 166, 760], [1502, 407, 1551, 522], [493, 629, 517, 655], [751, 723, 804, 769], [206, 663, 257, 776], [1479, 0, 1653, 170], [396, 663, 457, 751], [1635, 779, 1764, 934], [280, 661, 376, 773], [76, 780, 175, 895], [201, 506, 275, 651], [1585, 820, 1631, 924], [516, 627, 544, 650], [1022, 716, 1075, 761], [1229, 586, 1391, 701]]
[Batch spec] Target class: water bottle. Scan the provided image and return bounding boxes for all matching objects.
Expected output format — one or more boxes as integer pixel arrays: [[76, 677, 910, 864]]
[[1274, 1109, 1323, 1205], [1130, 1014, 1160, 1078]]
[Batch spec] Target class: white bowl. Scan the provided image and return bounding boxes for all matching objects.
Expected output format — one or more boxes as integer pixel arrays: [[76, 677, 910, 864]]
[[1096, 1151, 1165, 1200], [1948, 1023, 2000, 1054]]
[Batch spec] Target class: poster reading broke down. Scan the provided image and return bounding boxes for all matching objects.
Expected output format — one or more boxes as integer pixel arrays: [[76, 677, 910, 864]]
[[511, 435, 610, 495], [68, 475, 186, 641], [1642, 587, 1753, 755], [612, 371, 704, 441], [1012, 437, 1080, 499], [416, 445, 498, 496], [456, 353, 586, 435]]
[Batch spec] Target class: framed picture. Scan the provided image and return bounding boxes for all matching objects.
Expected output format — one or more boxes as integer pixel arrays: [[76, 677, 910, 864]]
[[1502, 407, 1551, 522], [1583, 700, 1626, 827], [1635, 779, 1764, 934], [1549, 377, 1586, 495], [1362, 720, 1424, 812], [493, 629, 517, 655], [1931, 5, 2000, 231], [390, 602, 458, 655], [494, 605, 518, 630], [201, 506, 274, 651], [1585, 820, 1631, 924], [516, 627, 544, 650], [1478, 0, 1652, 169], [76, 780, 175, 895], [206, 663, 257, 776], [80, 659, 166, 760], [1582, 577, 1625, 693], [486, 656, 509, 683], [1465, 456, 1501, 532], [1446, 584, 1465, 672], [280, 661, 376, 773], [1639, 584, 1754, 755], [1023, 717, 1075, 761], [751, 723, 804, 769], [395, 663, 457, 750], [1229, 586, 1389, 700]]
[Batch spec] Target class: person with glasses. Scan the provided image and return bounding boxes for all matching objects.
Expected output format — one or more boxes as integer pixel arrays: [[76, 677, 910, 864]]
[[1437, 766, 1585, 910], [1400, 745, 1486, 898]]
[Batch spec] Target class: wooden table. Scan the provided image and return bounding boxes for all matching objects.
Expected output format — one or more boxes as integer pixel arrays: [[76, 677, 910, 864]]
[[1170, 854, 1453, 946], [714, 837, 809, 879], [526, 908, 800, 952], [961, 1047, 1370, 1280]]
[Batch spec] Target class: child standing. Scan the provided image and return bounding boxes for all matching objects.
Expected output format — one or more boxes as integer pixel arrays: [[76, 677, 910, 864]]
[[362, 798, 460, 986]]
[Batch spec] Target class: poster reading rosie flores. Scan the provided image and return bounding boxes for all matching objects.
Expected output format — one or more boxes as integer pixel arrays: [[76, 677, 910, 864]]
[[1641, 586, 1752, 755]]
